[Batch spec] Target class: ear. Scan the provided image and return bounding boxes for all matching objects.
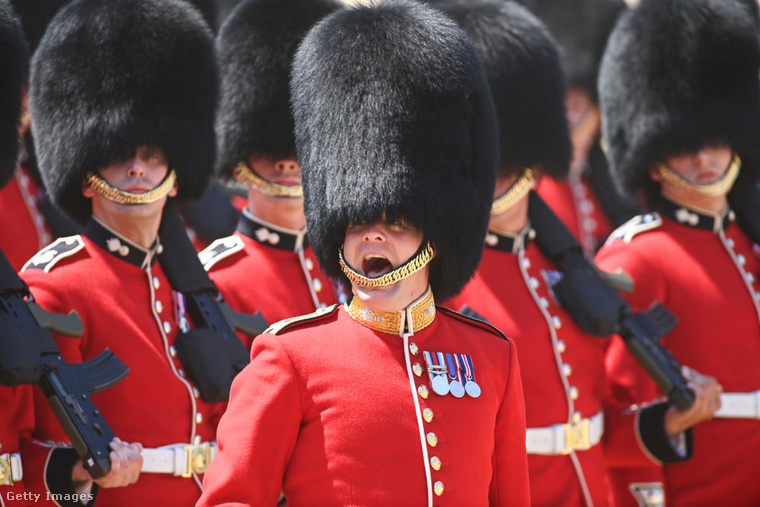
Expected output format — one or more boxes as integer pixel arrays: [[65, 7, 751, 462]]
[[649, 166, 662, 183], [82, 179, 95, 198], [168, 177, 178, 198]]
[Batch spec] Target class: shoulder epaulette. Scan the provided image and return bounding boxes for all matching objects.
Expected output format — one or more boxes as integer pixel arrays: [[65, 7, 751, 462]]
[[199, 235, 245, 271], [265, 304, 339, 335], [22, 236, 85, 272], [605, 213, 663, 245], [437, 305, 508, 341]]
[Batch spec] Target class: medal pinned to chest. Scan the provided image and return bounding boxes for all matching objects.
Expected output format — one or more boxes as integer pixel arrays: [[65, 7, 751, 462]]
[[422, 351, 480, 398]]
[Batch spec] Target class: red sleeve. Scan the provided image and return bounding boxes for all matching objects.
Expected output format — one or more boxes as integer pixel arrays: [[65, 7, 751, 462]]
[[197, 332, 303, 506], [489, 339, 530, 506]]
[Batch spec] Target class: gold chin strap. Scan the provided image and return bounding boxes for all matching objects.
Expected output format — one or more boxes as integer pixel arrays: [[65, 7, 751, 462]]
[[234, 161, 304, 198], [656, 154, 741, 198], [491, 168, 534, 216], [86, 169, 177, 205], [338, 242, 436, 288]]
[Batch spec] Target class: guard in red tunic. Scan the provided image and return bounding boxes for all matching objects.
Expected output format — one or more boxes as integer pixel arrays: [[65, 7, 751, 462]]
[[527, 0, 639, 255], [200, 0, 345, 345], [596, 0, 759, 504], [19, 0, 224, 504], [198, 2, 530, 505], [435, 2, 719, 506]]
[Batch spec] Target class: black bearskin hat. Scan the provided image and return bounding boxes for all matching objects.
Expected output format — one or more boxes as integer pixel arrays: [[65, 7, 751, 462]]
[[599, 0, 760, 201], [0, 0, 26, 188], [292, 1, 499, 300], [526, 0, 625, 103], [29, 0, 218, 223], [435, 0, 570, 180], [215, 0, 341, 179]]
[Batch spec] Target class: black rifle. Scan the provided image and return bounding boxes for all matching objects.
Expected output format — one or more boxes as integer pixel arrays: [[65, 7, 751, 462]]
[[158, 206, 267, 404], [0, 249, 128, 478], [528, 191, 694, 411]]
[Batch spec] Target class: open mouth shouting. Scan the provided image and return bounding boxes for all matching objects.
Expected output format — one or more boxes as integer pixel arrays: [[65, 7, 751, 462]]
[[362, 254, 394, 279]]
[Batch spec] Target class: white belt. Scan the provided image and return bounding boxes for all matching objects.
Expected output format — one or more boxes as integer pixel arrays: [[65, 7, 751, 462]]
[[526, 411, 604, 455], [0, 452, 23, 485], [141, 442, 217, 477], [714, 391, 760, 419]]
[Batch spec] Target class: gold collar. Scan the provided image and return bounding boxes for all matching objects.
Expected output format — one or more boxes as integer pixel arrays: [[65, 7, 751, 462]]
[[347, 286, 436, 335]]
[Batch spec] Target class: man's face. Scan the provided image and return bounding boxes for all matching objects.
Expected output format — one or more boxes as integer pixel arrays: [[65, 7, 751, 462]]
[[83, 145, 177, 218], [662, 145, 733, 186], [343, 218, 427, 311], [246, 155, 302, 189]]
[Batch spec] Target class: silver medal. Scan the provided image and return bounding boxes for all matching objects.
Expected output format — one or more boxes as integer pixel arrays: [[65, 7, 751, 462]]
[[448, 380, 465, 398], [431, 375, 450, 396], [465, 380, 481, 398]]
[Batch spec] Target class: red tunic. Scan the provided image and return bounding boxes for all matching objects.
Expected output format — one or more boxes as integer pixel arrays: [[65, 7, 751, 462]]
[[198, 290, 530, 506], [596, 199, 760, 506], [202, 212, 345, 348], [0, 166, 53, 271], [20, 219, 225, 506], [446, 227, 650, 507], [0, 386, 34, 506]]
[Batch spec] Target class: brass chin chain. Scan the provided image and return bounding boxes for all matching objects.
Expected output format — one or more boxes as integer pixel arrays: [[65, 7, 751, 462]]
[[234, 161, 304, 198], [656, 155, 741, 198], [86, 170, 177, 205], [338, 242, 436, 288], [491, 168, 534, 215]]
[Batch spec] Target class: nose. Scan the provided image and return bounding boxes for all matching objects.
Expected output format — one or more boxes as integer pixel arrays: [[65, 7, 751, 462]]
[[275, 159, 300, 174], [127, 157, 147, 178], [692, 149, 712, 167], [362, 223, 386, 243]]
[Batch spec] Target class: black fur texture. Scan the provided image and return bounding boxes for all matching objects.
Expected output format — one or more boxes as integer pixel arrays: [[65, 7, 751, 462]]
[[599, 0, 760, 203], [292, 1, 499, 301], [215, 0, 341, 179], [0, 0, 26, 188], [29, 0, 218, 223], [436, 0, 570, 179]]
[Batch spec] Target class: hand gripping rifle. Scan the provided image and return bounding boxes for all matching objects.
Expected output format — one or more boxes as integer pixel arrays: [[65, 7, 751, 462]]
[[528, 191, 694, 411], [158, 207, 267, 404], [0, 249, 128, 478]]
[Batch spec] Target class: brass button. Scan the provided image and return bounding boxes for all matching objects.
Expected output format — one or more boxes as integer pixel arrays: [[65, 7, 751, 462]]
[[430, 456, 442, 471], [747, 273, 755, 284], [569, 386, 579, 400], [727, 238, 735, 249], [413, 363, 424, 377], [155, 301, 163, 313], [163, 321, 172, 334], [426, 432, 438, 447], [528, 229, 536, 240], [539, 297, 549, 308], [193, 435, 202, 445], [195, 412, 203, 424], [552, 316, 562, 330], [737, 254, 747, 266], [530, 277, 539, 289], [409, 342, 420, 356], [169, 345, 177, 358], [153, 276, 160, 289], [522, 257, 531, 269], [434, 480, 444, 496], [305, 258, 314, 271], [556, 340, 566, 354], [572, 412, 582, 424], [313, 278, 323, 292], [178, 368, 185, 378], [193, 387, 201, 399], [562, 364, 572, 377], [423, 408, 434, 423], [418, 385, 429, 399]]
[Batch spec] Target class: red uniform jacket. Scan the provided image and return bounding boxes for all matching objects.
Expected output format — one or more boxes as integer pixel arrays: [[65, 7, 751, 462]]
[[0, 386, 34, 506], [201, 212, 345, 348], [20, 219, 224, 506], [198, 289, 531, 506], [0, 166, 53, 271], [596, 198, 760, 506], [446, 226, 666, 507]]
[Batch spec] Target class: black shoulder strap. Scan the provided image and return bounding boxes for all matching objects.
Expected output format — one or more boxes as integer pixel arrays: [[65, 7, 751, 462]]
[[527, 190, 583, 261]]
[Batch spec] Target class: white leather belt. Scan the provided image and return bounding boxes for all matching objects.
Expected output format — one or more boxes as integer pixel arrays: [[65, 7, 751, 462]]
[[0, 452, 23, 485], [141, 442, 217, 477], [714, 391, 760, 419], [526, 411, 604, 455]]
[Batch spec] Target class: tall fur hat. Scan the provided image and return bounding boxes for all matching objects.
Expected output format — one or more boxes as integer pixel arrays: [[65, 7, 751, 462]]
[[0, 0, 26, 188], [29, 0, 218, 223], [292, 1, 499, 300], [435, 0, 570, 180], [215, 0, 341, 179], [526, 0, 625, 102], [599, 0, 760, 201]]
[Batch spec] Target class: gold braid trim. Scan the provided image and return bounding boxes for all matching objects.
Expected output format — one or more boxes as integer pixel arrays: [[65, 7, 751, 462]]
[[491, 168, 534, 215], [338, 242, 436, 288], [234, 161, 303, 198], [86, 170, 177, 205], [347, 286, 435, 335], [656, 155, 741, 198]]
